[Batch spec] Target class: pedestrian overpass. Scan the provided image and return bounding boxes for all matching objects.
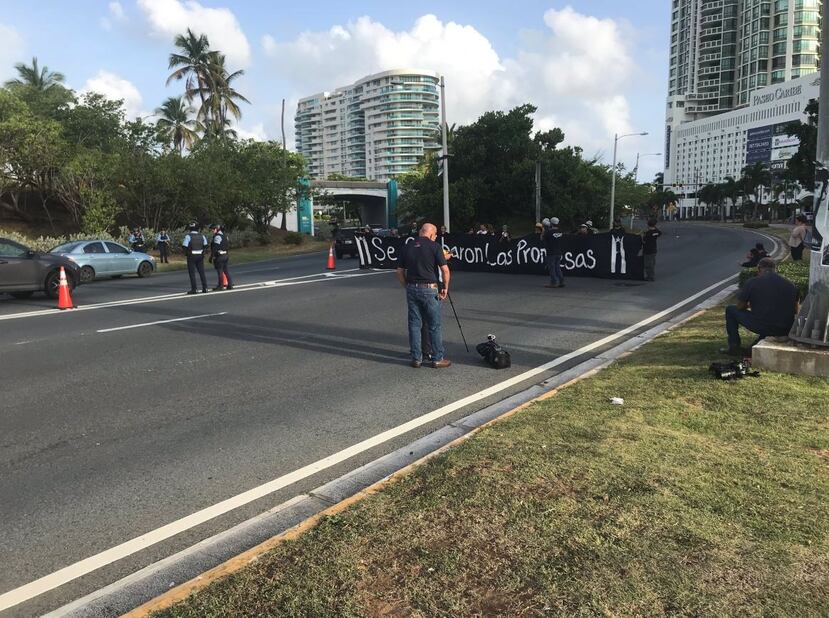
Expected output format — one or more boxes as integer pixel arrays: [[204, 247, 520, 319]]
[[296, 179, 400, 234]]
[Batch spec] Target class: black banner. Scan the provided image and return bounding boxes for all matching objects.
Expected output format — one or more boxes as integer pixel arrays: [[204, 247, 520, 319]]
[[356, 232, 645, 280]]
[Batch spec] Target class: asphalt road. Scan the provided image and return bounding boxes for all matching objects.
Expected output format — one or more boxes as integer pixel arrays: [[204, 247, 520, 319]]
[[0, 223, 776, 616]]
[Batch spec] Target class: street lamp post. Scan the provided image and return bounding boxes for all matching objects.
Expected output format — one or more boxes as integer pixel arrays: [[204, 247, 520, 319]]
[[610, 131, 648, 228], [439, 76, 450, 232], [633, 152, 662, 183]]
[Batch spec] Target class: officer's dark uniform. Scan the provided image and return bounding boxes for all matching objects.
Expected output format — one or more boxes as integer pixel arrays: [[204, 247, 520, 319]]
[[210, 227, 233, 291], [182, 227, 209, 294]]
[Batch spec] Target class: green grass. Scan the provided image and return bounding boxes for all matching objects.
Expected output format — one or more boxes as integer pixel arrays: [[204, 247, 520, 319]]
[[157, 309, 829, 618], [154, 240, 329, 273]]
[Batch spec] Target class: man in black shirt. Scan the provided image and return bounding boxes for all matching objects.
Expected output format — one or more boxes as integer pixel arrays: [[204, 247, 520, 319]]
[[723, 258, 798, 355], [641, 218, 662, 281], [396, 223, 451, 368]]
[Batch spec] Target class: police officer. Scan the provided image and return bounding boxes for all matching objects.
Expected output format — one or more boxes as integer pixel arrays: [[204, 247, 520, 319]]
[[156, 228, 171, 263], [209, 223, 233, 291], [128, 227, 146, 252], [182, 222, 209, 294]]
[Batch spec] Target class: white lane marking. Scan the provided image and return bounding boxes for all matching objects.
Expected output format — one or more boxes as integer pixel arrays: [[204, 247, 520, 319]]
[[0, 271, 738, 612], [0, 268, 372, 322], [96, 312, 227, 334]]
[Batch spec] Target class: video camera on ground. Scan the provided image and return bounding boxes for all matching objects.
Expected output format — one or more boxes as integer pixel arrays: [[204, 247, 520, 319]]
[[476, 334, 511, 369], [709, 360, 760, 380]]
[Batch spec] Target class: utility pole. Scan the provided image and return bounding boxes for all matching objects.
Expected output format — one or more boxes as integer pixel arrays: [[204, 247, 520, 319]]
[[610, 131, 647, 228], [535, 160, 541, 223], [790, 0, 829, 346]]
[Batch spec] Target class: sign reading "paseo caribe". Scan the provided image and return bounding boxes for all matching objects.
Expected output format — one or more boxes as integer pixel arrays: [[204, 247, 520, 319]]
[[752, 84, 803, 107]]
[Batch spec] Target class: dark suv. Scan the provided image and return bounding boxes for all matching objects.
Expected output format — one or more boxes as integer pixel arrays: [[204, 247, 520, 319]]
[[0, 237, 81, 299], [334, 227, 361, 259]]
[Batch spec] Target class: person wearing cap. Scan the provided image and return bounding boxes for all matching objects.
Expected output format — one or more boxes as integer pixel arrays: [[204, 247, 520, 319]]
[[543, 217, 565, 288], [128, 227, 146, 252], [209, 223, 233, 291], [498, 224, 511, 244], [182, 222, 209, 294], [641, 217, 662, 281], [577, 223, 589, 236], [585, 220, 596, 234]]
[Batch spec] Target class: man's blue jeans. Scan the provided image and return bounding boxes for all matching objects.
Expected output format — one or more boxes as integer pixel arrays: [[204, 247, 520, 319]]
[[725, 304, 788, 348], [547, 254, 564, 285], [406, 286, 444, 362]]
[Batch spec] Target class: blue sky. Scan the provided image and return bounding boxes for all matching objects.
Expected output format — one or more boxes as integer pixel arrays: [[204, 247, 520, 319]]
[[0, 1, 670, 181]]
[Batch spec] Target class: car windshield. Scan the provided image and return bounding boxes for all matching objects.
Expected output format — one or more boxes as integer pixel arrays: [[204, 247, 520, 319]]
[[50, 242, 82, 253]]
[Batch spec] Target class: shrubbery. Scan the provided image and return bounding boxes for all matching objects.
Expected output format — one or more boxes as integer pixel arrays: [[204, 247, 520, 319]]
[[742, 221, 770, 228], [739, 258, 810, 298], [1, 226, 284, 255]]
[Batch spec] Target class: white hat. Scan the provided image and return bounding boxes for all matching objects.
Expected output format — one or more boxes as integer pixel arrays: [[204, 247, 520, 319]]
[[585, 220, 593, 227], [541, 218, 551, 226], [550, 217, 560, 225]]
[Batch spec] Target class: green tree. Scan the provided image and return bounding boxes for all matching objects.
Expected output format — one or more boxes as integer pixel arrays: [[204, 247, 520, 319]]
[[155, 96, 201, 153], [784, 98, 818, 188], [740, 162, 772, 220], [4, 57, 74, 118], [235, 140, 307, 235], [200, 52, 250, 136], [167, 29, 213, 116]]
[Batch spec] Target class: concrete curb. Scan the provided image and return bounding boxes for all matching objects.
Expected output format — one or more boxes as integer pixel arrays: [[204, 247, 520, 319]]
[[45, 275, 741, 618]]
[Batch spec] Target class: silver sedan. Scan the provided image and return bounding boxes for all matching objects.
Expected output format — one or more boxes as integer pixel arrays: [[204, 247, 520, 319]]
[[49, 240, 156, 283]]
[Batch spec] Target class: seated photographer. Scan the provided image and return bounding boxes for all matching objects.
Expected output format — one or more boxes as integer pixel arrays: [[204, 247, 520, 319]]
[[722, 258, 798, 356], [740, 242, 768, 268]]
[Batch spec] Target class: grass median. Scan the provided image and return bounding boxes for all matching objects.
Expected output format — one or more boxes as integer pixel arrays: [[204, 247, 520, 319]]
[[154, 240, 330, 273], [155, 307, 829, 617]]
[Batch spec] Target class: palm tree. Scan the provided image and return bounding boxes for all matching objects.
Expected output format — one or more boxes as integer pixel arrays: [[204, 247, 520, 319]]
[[4, 57, 65, 91], [722, 175, 739, 220], [155, 96, 202, 154], [199, 52, 250, 136], [740, 162, 772, 220], [167, 29, 212, 115]]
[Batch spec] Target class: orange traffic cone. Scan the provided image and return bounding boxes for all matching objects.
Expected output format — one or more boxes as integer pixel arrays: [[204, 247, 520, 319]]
[[57, 266, 75, 310], [326, 245, 336, 270], [221, 272, 228, 288]]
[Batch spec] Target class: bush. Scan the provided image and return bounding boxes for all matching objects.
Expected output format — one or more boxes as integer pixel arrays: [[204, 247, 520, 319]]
[[283, 231, 304, 245], [739, 259, 810, 299], [742, 221, 769, 228]]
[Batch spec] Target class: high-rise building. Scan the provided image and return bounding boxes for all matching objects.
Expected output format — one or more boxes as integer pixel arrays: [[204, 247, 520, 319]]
[[295, 69, 441, 181], [665, 0, 821, 184]]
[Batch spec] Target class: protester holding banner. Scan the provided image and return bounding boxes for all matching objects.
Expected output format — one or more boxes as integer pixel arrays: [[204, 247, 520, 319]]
[[641, 218, 662, 281], [543, 217, 565, 288], [396, 223, 451, 369]]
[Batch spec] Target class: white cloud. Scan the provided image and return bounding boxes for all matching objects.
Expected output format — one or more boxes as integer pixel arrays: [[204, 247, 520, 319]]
[[261, 7, 640, 155], [81, 70, 145, 119], [0, 23, 24, 82], [236, 122, 268, 141], [137, 0, 251, 68], [101, 2, 127, 31]]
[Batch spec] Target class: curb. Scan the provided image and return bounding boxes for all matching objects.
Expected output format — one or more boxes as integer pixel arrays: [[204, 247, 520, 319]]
[[47, 275, 740, 618]]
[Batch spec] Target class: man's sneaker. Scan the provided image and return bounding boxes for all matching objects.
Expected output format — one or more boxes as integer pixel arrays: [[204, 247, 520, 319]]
[[213, 286, 224, 291], [544, 283, 559, 288], [410, 360, 422, 368], [202, 288, 210, 293], [186, 289, 197, 295], [226, 285, 233, 290], [432, 359, 452, 368]]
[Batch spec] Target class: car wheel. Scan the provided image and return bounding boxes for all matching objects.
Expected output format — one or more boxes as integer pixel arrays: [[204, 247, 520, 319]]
[[45, 270, 63, 299], [137, 261, 153, 277], [80, 265, 96, 283], [10, 291, 34, 299]]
